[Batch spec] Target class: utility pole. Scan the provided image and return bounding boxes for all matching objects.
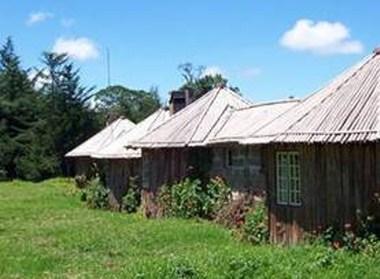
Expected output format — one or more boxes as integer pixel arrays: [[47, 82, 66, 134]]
[[106, 47, 111, 87]]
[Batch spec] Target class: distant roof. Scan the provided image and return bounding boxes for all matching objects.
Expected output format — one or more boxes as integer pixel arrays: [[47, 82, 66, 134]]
[[132, 87, 252, 148], [241, 51, 380, 144], [92, 108, 171, 159], [65, 118, 136, 158], [209, 99, 299, 144]]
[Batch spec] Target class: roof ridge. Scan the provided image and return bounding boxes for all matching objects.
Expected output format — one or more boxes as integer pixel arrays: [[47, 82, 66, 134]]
[[146, 108, 165, 132], [186, 87, 223, 145], [268, 53, 375, 142], [222, 87, 253, 105], [243, 54, 376, 141], [96, 118, 127, 150], [235, 99, 300, 111], [208, 105, 236, 141], [134, 88, 220, 144]]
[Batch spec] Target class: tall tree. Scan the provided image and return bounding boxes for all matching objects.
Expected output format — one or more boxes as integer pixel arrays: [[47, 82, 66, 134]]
[[177, 63, 239, 101], [95, 85, 161, 124], [0, 38, 58, 180], [40, 52, 99, 173]]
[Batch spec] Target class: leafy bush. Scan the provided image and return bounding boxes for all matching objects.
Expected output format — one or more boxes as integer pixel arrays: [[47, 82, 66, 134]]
[[157, 177, 231, 219], [215, 194, 255, 229], [74, 174, 88, 189], [203, 177, 231, 219], [242, 201, 269, 244], [83, 177, 110, 209], [169, 178, 204, 218], [315, 209, 380, 253], [122, 176, 141, 213]]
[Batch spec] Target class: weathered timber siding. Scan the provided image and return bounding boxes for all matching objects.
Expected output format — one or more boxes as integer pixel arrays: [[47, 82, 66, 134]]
[[105, 158, 142, 208], [210, 145, 265, 195], [70, 157, 93, 176], [142, 148, 190, 192], [265, 143, 380, 245], [142, 146, 265, 196]]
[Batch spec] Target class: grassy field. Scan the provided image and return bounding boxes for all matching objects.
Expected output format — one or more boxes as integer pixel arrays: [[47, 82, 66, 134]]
[[0, 179, 379, 278]]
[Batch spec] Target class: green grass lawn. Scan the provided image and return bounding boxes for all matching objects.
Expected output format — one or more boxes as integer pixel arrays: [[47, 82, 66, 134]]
[[0, 178, 379, 278]]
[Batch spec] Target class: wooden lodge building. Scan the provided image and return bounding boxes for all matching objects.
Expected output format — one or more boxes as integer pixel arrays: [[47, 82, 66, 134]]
[[65, 117, 136, 176], [92, 108, 170, 207], [132, 87, 298, 196], [209, 50, 380, 243], [68, 49, 380, 244], [132, 49, 380, 244]]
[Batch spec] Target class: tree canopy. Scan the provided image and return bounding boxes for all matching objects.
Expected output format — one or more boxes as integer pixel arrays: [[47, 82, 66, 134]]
[[0, 39, 242, 182], [177, 63, 239, 101], [95, 85, 161, 124]]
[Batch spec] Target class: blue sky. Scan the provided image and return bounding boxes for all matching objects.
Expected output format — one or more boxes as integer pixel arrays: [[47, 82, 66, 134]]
[[0, 1, 378, 103]]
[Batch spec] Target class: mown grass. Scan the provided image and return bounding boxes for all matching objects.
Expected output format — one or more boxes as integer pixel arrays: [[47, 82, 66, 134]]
[[0, 178, 379, 278]]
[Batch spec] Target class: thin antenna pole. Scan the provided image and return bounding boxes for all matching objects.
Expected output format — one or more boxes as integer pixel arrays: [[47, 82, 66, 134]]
[[106, 47, 111, 87]]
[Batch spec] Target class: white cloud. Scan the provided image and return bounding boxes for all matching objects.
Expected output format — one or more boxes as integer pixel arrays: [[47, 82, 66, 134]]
[[27, 12, 54, 26], [52, 37, 99, 61], [61, 18, 75, 28], [280, 19, 363, 55], [240, 67, 261, 79], [201, 66, 225, 77]]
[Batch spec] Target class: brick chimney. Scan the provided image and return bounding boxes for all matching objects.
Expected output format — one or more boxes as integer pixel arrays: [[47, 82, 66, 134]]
[[169, 89, 193, 115]]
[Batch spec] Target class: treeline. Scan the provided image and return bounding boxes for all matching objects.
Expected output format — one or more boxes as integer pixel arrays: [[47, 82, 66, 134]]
[[0, 38, 161, 181], [0, 38, 237, 182]]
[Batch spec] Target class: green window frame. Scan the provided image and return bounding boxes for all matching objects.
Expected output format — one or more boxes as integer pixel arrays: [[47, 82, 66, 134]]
[[276, 151, 301, 206]]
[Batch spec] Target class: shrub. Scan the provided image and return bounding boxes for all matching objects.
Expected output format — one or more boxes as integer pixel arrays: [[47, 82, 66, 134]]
[[122, 176, 141, 213], [170, 178, 204, 219], [84, 177, 110, 209], [157, 177, 231, 219], [74, 174, 88, 189], [141, 190, 159, 218], [202, 177, 231, 219], [215, 194, 255, 229], [316, 221, 380, 253], [242, 201, 269, 244]]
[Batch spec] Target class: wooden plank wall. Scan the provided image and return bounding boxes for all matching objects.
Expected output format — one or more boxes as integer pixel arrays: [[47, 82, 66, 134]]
[[142, 148, 190, 192], [105, 158, 142, 208], [72, 157, 93, 176], [142, 146, 266, 196], [265, 143, 380, 244]]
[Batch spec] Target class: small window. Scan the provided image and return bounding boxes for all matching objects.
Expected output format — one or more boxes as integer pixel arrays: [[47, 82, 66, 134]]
[[276, 152, 301, 206], [225, 147, 245, 168]]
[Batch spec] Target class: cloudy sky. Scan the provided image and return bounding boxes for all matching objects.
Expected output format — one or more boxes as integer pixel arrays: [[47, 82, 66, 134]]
[[0, 1, 378, 102]]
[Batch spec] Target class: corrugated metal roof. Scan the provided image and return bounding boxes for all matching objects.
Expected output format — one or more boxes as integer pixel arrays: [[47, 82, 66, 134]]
[[209, 100, 299, 144], [132, 87, 252, 148], [92, 108, 171, 159], [241, 52, 380, 144], [65, 118, 136, 157]]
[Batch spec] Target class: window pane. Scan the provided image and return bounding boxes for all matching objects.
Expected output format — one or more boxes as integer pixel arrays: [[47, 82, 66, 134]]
[[276, 152, 301, 206]]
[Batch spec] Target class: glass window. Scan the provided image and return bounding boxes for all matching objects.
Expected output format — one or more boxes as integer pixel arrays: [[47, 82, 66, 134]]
[[276, 152, 301, 206]]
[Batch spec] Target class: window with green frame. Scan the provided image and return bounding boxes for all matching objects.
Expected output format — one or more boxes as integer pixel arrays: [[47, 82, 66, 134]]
[[276, 151, 301, 206]]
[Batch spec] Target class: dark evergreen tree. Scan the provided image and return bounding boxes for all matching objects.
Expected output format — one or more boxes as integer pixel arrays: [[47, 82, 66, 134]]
[[0, 38, 58, 180], [40, 52, 99, 174]]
